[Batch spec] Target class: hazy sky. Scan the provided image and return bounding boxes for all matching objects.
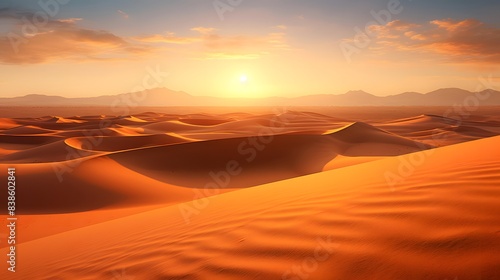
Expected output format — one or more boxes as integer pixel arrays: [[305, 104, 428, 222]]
[[0, 0, 499, 98]]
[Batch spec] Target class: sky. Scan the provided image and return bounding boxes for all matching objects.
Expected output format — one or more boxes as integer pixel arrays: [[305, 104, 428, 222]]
[[0, 0, 499, 98]]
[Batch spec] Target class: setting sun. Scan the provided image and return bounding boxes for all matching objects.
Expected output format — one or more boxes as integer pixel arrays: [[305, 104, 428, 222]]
[[239, 75, 248, 83]]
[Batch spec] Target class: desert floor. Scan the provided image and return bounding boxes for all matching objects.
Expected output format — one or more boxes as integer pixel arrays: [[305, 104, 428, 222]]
[[1, 107, 500, 279]]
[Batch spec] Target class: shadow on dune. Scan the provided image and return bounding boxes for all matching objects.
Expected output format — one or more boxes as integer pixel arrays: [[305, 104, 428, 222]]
[[109, 122, 431, 189]]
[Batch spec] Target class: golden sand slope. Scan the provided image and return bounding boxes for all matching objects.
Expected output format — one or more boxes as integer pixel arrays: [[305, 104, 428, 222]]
[[0, 119, 430, 216], [378, 114, 500, 146], [0, 111, 440, 246], [1, 111, 496, 163], [1, 135, 499, 280], [0, 111, 499, 279]]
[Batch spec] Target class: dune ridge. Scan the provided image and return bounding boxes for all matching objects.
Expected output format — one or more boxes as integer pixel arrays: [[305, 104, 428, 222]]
[[0, 109, 499, 279], [3, 135, 499, 280]]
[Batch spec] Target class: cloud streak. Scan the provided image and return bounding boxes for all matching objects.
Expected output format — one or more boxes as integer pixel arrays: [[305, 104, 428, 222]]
[[134, 26, 290, 60], [366, 18, 500, 64], [0, 9, 153, 64], [0, 7, 290, 64], [117, 10, 129, 19]]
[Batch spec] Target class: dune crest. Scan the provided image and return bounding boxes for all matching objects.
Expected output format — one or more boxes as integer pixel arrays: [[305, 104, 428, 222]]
[[5, 134, 500, 280], [1, 109, 499, 279]]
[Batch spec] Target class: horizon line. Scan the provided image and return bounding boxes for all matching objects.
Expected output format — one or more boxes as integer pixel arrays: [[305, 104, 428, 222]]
[[1, 87, 498, 100]]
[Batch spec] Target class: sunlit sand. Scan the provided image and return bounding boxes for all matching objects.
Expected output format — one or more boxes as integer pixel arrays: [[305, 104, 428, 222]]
[[1, 107, 499, 279]]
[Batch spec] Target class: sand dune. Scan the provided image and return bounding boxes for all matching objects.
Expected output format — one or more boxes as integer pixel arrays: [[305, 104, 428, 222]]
[[378, 114, 500, 146], [65, 133, 192, 152], [142, 120, 207, 133], [0, 140, 98, 163], [1, 125, 56, 135], [4, 134, 500, 280], [0, 117, 430, 215], [0, 134, 61, 146], [1, 109, 499, 279], [109, 122, 429, 189], [55, 117, 85, 124], [1, 156, 197, 215], [0, 118, 19, 129], [178, 117, 235, 126], [326, 122, 432, 155], [441, 125, 497, 137]]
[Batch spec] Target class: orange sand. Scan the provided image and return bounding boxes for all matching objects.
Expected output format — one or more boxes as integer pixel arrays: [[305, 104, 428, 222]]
[[0, 109, 499, 279]]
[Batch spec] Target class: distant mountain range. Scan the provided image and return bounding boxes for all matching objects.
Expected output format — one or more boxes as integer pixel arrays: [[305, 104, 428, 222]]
[[1, 88, 499, 107]]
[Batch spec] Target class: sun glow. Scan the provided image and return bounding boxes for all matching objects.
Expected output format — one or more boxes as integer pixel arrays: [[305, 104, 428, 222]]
[[226, 73, 267, 98]]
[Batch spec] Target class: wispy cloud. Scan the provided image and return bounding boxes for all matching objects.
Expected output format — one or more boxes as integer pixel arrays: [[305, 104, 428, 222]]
[[0, 8, 291, 64], [0, 9, 153, 64], [57, 18, 83, 24], [117, 10, 129, 19], [134, 32, 201, 44], [363, 18, 500, 64], [134, 26, 291, 60], [191, 27, 216, 35]]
